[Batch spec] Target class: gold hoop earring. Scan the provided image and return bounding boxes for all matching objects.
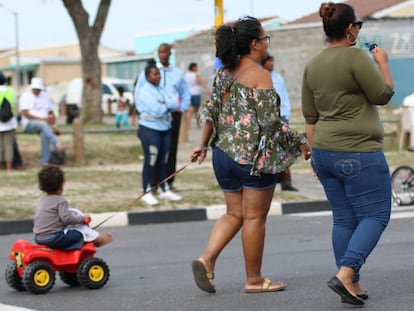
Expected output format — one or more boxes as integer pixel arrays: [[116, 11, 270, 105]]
[[347, 33, 356, 45]]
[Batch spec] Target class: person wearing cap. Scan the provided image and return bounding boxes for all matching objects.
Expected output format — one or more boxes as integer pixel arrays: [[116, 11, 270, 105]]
[[0, 71, 18, 171], [19, 77, 64, 166], [261, 54, 299, 191]]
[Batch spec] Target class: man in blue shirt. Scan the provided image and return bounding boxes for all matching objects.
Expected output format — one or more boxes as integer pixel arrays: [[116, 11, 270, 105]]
[[135, 43, 191, 192], [261, 54, 298, 191]]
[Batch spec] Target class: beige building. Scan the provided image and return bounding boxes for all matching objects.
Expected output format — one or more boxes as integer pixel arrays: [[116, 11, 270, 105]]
[[0, 42, 124, 99]]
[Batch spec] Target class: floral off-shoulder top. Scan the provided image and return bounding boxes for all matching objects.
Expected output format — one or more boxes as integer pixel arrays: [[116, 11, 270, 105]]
[[199, 69, 305, 176]]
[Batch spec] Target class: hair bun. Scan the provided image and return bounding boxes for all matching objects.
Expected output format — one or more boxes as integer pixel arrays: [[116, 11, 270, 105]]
[[319, 2, 336, 19]]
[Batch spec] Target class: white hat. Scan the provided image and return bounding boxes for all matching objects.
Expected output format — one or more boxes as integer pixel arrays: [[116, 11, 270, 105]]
[[30, 77, 44, 90]]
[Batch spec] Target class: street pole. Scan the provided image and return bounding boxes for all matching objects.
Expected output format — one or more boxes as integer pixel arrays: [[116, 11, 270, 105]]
[[14, 9, 20, 93], [0, 4, 20, 93], [213, 0, 223, 71], [214, 0, 223, 27]]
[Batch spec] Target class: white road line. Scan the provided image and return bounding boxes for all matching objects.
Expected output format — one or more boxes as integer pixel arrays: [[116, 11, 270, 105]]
[[0, 304, 37, 311], [391, 211, 414, 219], [287, 208, 414, 219], [288, 211, 332, 217]]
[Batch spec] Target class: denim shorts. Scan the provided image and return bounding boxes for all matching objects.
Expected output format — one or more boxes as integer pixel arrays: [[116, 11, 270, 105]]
[[212, 146, 279, 192], [190, 95, 201, 108], [35, 230, 84, 250]]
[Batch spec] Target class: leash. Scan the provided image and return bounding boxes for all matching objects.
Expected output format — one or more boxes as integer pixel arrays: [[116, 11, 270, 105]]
[[92, 163, 191, 229]]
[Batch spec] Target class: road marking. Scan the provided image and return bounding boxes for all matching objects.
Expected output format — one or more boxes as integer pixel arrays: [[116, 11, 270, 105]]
[[0, 304, 36, 311], [287, 208, 414, 219], [391, 211, 414, 219], [287, 211, 332, 217]]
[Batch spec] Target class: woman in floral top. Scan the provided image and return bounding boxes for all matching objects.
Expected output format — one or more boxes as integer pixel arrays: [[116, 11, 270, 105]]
[[190, 16, 311, 294]]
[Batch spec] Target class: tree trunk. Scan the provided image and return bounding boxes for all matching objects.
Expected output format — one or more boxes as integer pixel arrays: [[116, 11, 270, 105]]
[[63, 0, 111, 124]]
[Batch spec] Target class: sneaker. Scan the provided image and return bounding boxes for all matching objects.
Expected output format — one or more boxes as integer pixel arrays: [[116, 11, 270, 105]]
[[141, 192, 159, 205], [159, 190, 182, 201]]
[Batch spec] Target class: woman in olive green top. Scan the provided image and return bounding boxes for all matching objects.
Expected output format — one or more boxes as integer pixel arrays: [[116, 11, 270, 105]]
[[302, 2, 394, 306]]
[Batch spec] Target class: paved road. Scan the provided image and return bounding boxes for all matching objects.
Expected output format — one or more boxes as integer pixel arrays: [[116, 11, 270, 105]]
[[1, 209, 414, 311]]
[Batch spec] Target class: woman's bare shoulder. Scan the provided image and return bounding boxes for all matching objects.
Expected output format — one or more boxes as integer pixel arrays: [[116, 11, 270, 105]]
[[236, 66, 273, 89], [254, 67, 273, 89]]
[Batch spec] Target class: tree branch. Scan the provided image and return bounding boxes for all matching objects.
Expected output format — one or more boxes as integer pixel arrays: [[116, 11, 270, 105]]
[[62, 0, 111, 45], [92, 0, 111, 41], [62, 0, 89, 40]]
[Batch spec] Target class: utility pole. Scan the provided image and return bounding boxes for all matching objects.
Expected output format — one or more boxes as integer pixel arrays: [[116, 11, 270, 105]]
[[0, 4, 20, 93], [214, 0, 223, 27]]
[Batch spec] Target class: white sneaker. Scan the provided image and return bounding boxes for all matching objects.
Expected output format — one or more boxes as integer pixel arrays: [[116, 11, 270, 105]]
[[159, 190, 182, 201], [141, 192, 159, 205]]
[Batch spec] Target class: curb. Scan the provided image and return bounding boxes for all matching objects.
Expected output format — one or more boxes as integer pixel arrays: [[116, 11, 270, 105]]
[[0, 200, 330, 236]]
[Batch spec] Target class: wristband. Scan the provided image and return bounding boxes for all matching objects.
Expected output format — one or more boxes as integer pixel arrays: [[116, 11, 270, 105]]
[[300, 136, 308, 145], [199, 145, 208, 152]]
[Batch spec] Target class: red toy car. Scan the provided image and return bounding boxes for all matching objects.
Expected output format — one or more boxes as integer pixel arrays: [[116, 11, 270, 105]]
[[5, 240, 110, 295]]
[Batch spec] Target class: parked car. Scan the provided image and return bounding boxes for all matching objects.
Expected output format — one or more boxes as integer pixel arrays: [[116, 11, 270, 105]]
[[64, 77, 121, 124], [103, 77, 134, 107]]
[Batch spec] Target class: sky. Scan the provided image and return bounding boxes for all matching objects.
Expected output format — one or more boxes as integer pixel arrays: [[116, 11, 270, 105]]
[[0, 0, 324, 52]]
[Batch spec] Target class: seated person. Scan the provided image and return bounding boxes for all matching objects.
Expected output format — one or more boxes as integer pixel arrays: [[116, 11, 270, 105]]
[[19, 77, 65, 166], [33, 164, 113, 250]]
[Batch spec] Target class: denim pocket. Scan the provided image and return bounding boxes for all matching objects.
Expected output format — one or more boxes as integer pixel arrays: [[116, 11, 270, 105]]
[[335, 159, 361, 177]]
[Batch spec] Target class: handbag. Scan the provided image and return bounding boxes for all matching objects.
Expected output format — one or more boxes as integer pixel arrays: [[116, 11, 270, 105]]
[[48, 150, 66, 165]]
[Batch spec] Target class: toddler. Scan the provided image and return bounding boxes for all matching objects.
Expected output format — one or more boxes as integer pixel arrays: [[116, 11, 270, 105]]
[[33, 164, 113, 250]]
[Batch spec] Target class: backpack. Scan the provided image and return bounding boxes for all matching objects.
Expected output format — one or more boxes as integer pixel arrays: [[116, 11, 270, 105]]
[[48, 150, 66, 165], [0, 97, 13, 122]]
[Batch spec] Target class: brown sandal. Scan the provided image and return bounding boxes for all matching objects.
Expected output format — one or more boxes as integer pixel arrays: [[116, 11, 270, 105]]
[[244, 278, 286, 293], [191, 260, 215, 293]]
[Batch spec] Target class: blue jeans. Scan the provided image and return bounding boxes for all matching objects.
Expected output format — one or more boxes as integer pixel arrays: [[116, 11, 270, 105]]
[[311, 148, 391, 281], [24, 120, 58, 165], [137, 125, 171, 192]]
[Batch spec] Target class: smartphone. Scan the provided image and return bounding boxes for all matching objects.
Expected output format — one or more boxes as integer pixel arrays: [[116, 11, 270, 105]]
[[364, 42, 377, 52]]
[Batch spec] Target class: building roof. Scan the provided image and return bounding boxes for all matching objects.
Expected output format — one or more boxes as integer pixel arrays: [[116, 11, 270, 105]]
[[288, 0, 412, 25], [133, 16, 284, 57]]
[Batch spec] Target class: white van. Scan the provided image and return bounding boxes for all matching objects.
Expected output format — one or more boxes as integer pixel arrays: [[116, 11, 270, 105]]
[[103, 77, 134, 106], [64, 77, 121, 123]]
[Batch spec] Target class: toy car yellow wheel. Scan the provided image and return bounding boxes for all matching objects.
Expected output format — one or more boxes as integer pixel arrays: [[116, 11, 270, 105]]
[[22, 261, 55, 294], [5, 262, 25, 291], [77, 257, 110, 289]]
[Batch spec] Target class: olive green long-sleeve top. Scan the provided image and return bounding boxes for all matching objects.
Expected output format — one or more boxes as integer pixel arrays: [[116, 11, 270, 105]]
[[302, 46, 394, 152]]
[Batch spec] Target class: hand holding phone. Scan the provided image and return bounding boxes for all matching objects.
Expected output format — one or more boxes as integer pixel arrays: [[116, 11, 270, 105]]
[[364, 42, 377, 52]]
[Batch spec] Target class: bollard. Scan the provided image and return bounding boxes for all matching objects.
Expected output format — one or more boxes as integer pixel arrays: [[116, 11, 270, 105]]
[[73, 118, 85, 164], [179, 112, 189, 143]]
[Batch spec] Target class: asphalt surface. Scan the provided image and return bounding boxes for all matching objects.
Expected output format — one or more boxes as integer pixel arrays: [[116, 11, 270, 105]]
[[1, 210, 414, 311]]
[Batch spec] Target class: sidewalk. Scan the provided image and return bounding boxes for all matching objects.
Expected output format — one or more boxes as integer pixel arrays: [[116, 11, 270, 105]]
[[0, 118, 329, 235]]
